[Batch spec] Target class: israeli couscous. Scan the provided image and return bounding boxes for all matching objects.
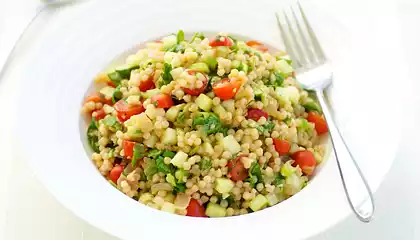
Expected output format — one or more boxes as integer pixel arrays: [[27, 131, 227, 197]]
[[81, 30, 328, 217]]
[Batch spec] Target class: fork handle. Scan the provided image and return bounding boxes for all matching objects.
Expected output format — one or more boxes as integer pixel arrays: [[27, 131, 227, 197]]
[[315, 89, 375, 222]]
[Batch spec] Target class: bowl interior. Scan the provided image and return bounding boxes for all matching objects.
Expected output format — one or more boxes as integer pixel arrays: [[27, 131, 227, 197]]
[[79, 31, 332, 209]]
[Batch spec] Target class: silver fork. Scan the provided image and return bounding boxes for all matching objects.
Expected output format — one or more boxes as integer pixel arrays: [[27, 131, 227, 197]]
[[276, 2, 374, 222]]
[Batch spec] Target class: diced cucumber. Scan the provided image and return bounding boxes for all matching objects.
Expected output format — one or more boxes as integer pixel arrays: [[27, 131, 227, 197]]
[[126, 54, 142, 66], [202, 142, 214, 155], [297, 118, 311, 132], [139, 193, 154, 203], [222, 193, 230, 199], [284, 173, 305, 196], [231, 60, 240, 69], [238, 62, 249, 74], [303, 99, 322, 113], [175, 169, 189, 182], [254, 88, 264, 102], [166, 174, 176, 186], [165, 106, 181, 122], [129, 113, 154, 132], [163, 35, 177, 50], [222, 135, 241, 154], [215, 178, 234, 194], [190, 146, 200, 155], [213, 105, 227, 118], [115, 64, 139, 79], [142, 89, 160, 99], [170, 151, 188, 168], [126, 126, 139, 138], [108, 180, 117, 188], [275, 86, 300, 105], [280, 160, 296, 177], [99, 86, 115, 99], [216, 46, 230, 57], [274, 189, 287, 202], [203, 57, 217, 71], [249, 194, 269, 211], [162, 128, 177, 145], [112, 88, 123, 103], [234, 87, 253, 100], [144, 135, 158, 148], [188, 63, 210, 73], [107, 71, 122, 86], [195, 94, 213, 112], [277, 59, 293, 74], [265, 193, 280, 206], [161, 202, 176, 213], [205, 203, 227, 217]]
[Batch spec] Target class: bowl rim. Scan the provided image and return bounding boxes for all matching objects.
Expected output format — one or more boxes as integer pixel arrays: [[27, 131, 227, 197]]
[[16, 1, 402, 239]]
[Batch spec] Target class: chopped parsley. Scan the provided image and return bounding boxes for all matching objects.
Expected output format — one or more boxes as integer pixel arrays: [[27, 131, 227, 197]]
[[256, 121, 275, 134], [199, 158, 212, 171], [163, 150, 176, 158], [156, 156, 173, 174], [102, 116, 122, 131], [193, 113, 228, 135], [272, 72, 285, 87], [166, 44, 185, 53], [247, 162, 263, 188], [144, 158, 158, 180], [273, 173, 285, 186], [175, 169, 189, 182], [176, 112, 185, 124], [173, 182, 187, 193], [176, 30, 185, 44], [297, 118, 311, 132], [190, 32, 205, 43], [87, 117, 100, 153], [161, 63, 173, 85], [132, 143, 146, 166]]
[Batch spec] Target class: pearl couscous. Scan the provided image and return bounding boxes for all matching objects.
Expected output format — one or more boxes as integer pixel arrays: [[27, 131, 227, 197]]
[[82, 30, 328, 217]]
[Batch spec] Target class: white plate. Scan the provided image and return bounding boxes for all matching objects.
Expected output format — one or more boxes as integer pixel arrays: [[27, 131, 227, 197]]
[[16, 0, 404, 239]]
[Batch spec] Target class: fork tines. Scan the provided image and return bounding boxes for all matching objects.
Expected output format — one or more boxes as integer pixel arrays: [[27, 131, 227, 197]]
[[275, 2, 326, 70]]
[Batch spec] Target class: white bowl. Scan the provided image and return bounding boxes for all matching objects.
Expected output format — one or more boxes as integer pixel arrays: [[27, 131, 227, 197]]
[[16, 0, 403, 239]]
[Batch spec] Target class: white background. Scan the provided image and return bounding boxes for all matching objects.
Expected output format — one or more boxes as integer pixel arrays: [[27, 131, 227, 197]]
[[1, 0, 420, 239]]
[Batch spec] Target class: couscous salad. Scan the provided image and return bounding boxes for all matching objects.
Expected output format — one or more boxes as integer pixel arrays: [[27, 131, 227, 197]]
[[81, 30, 328, 217]]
